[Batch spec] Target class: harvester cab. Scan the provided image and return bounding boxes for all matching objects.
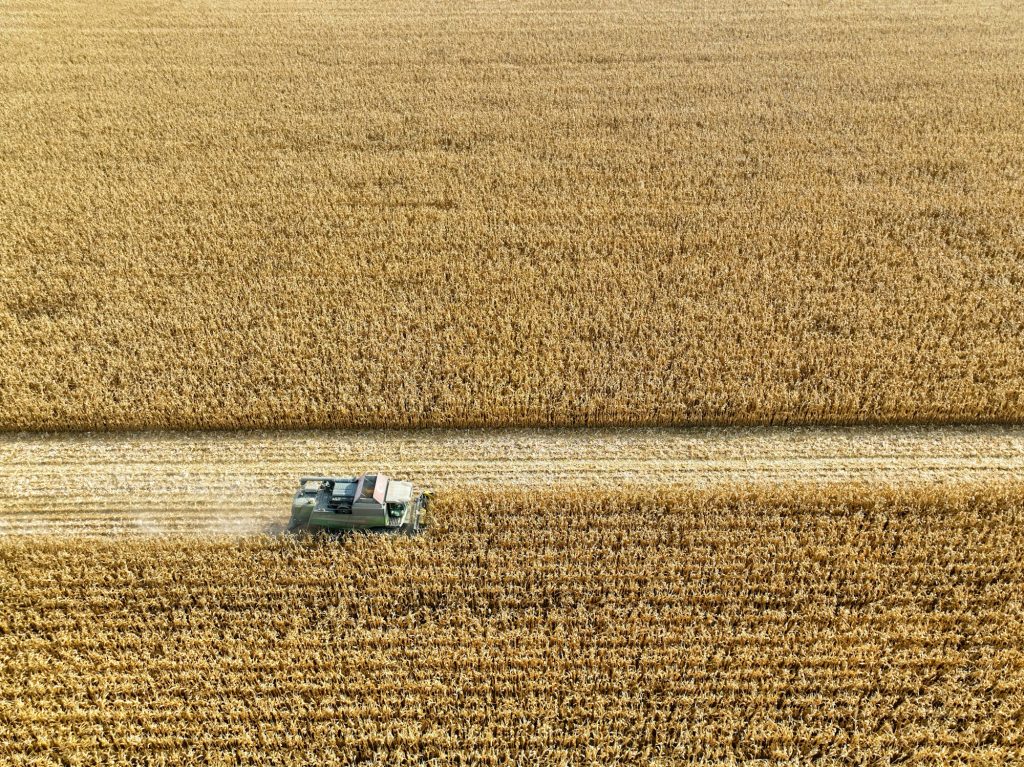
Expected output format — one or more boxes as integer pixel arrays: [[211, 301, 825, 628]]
[[288, 473, 429, 535]]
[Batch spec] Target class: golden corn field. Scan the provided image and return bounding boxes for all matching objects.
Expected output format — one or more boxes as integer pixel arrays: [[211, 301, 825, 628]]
[[2, 0, 1023, 430], [4, 0, 1024, 763], [2, 487, 1023, 765]]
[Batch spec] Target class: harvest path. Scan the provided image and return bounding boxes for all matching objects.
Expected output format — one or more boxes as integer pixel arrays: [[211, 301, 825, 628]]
[[2, 426, 1022, 536]]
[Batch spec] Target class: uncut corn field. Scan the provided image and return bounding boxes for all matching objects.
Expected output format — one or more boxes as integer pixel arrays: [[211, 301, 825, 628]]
[[4, 0, 1024, 764], [3, 487, 1024, 765], [1, 0, 1023, 430]]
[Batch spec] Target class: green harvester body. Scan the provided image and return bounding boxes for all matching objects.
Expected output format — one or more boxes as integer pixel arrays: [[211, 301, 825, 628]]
[[289, 473, 428, 535]]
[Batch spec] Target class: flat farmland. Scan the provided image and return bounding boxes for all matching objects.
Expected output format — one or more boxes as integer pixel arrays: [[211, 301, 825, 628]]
[[2, 0, 1023, 430], [3, 487, 1023, 764], [3, 0, 1024, 762], [1, 425, 1022, 536]]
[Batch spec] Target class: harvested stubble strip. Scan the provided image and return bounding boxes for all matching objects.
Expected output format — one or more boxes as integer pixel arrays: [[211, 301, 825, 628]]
[[1, 484, 1023, 765]]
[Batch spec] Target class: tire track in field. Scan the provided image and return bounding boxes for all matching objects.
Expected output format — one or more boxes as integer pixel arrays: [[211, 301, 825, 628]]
[[0, 425, 1022, 536]]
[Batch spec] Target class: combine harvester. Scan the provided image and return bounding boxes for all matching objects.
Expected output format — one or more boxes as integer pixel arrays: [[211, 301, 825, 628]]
[[288, 473, 429, 536]]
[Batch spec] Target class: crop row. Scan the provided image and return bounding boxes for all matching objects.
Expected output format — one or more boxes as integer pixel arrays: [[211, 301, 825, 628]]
[[1, 0, 1023, 429], [1, 485, 1022, 764]]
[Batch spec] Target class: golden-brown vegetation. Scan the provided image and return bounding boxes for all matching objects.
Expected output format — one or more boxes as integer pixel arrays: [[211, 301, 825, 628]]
[[1, 0, 1023, 430], [2, 486, 1023, 764]]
